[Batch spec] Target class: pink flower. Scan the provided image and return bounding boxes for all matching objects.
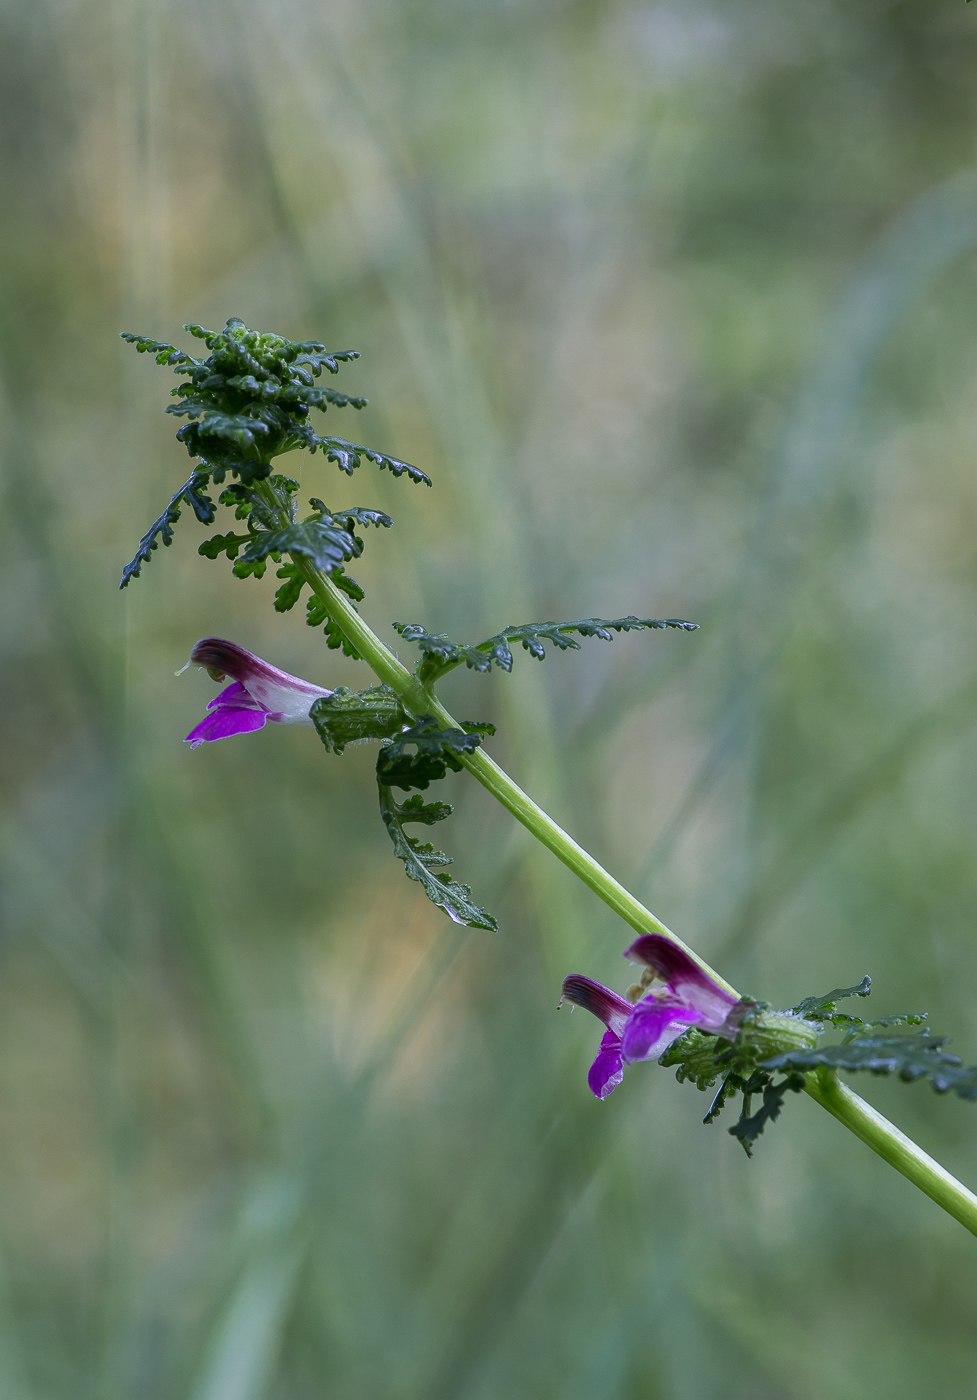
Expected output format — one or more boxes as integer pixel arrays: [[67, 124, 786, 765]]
[[561, 934, 740, 1099], [184, 638, 333, 749]]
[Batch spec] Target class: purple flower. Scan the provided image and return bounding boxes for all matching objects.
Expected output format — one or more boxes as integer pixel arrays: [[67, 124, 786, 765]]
[[184, 638, 334, 749], [560, 934, 740, 1099]]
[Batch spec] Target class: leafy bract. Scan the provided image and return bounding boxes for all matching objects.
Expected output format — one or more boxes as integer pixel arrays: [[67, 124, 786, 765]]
[[377, 783, 498, 931], [660, 972, 973, 1157], [310, 686, 409, 756], [120, 318, 425, 586], [393, 616, 699, 684]]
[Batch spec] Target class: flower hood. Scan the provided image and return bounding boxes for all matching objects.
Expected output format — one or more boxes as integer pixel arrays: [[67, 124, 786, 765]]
[[184, 638, 333, 748], [561, 934, 740, 1099]]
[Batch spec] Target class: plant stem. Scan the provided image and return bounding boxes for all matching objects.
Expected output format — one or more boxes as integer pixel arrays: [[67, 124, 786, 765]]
[[292, 555, 977, 1236], [805, 1070, 977, 1237], [292, 560, 730, 988]]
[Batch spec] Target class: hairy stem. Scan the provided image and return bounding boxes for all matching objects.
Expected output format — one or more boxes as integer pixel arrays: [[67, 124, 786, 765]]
[[289, 552, 977, 1235]]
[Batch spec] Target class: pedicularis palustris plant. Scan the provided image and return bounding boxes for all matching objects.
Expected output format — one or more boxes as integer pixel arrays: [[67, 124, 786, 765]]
[[122, 319, 977, 1231]]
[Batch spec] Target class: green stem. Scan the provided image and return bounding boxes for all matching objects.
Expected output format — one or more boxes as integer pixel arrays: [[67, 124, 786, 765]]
[[805, 1070, 977, 1237], [292, 560, 730, 988], [291, 556, 977, 1236]]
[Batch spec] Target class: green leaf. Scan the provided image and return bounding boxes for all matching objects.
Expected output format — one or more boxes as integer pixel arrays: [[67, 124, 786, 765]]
[[460, 721, 497, 737], [792, 976, 873, 1026], [119, 470, 215, 588], [393, 615, 699, 683], [292, 347, 360, 375], [316, 436, 431, 487], [120, 319, 429, 584], [727, 1073, 806, 1157], [120, 332, 198, 368], [198, 531, 251, 561], [395, 794, 454, 825], [330, 569, 365, 603], [377, 781, 498, 931], [274, 563, 304, 613], [242, 519, 360, 574], [304, 578, 364, 658], [307, 500, 393, 532], [321, 615, 361, 659], [764, 1032, 977, 1099], [375, 716, 486, 792], [310, 686, 410, 756]]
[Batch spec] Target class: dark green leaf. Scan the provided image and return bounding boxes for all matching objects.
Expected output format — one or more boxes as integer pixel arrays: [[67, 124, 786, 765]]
[[120, 319, 430, 583], [375, 716, 486, 792], [119, 471, 215, 588], [393, 615, 699, 683], [274, 563, 304, 612], [308, 500, 393, 531], [317, 436, 431, 486], [198, 531, 251, 561], [792, 976, 872, 1025], [120, 332, 198, 368], [764, 1032, 977, 1099], [242, 519, 360, 574], [377, 781, 498, 931], [331, 569, 365, 603], [311, 686, 410, 756], [395, 794, 455, 825], [728, 1074, 806, 1157], [321, 615, 361, 659]]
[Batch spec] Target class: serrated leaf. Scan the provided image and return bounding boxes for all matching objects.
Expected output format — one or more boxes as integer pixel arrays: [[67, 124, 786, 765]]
[[393, 615, 699, 683], [792, 976, 872, 1024], [396, 794, 454, 825], [331, 569, 365, 603], [377, 782, 497, 931], [120, 332, 198, 368], [198, 531, 251, 561], [764, 1032, 977, 1099], [293, 348, 360, 375], [308, 501, 393, 532], [322, 615, 361, 659], [317, 436, 431, 486], [232, 557, 270, 580], [311, 686, 410, 755], [119, 471, 215, 588], [243, 519, 359, 574], [375, 716, 486, 792], [274, 562, 304, 612], [728, 1074, 806, 1157], [120, 319, 430, 583]]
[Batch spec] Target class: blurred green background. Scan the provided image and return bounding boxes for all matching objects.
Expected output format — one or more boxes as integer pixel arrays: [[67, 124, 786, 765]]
[[2, 0, 977, 1395]]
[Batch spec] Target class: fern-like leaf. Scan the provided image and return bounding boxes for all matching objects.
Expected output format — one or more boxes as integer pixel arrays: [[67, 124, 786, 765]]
[[764, 1032, 977, 1099], [393, 615, 698, 683], [120, 471, 215, 587], [120, 318, 426, 584], [375, 716, 486, 791], [377, 782, 498, 931]]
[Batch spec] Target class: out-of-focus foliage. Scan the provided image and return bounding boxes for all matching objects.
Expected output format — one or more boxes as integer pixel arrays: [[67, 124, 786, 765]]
[[3, 0, 977, 1397]]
